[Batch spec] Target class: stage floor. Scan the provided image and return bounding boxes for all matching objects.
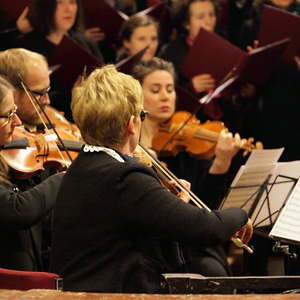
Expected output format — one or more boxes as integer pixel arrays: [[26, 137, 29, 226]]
[[1, 289, 300, 300]]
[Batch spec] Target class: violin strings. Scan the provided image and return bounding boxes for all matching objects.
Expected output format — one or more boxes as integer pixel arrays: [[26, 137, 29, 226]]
[[137, 144, 210, 211]]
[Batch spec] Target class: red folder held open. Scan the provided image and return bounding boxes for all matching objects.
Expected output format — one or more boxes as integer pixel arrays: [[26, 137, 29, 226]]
[[181, 28, 290, 87], [81, 0, 128, 43], [0, 0, 30, 21], [48, 36, 103, 89], [258, 5, 300, 64]]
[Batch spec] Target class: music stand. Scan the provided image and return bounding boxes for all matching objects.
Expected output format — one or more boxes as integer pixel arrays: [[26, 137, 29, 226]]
[[219, 149, 300, 233], [270, 175, 300, 247]]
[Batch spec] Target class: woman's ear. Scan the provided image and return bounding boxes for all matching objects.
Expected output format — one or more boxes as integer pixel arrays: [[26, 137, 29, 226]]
[[123, 39, 130, 50], [127, 115, 137, 135]]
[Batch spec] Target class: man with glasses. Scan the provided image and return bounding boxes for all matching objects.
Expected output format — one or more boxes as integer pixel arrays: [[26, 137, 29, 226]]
[[0, 48, 51, 131]]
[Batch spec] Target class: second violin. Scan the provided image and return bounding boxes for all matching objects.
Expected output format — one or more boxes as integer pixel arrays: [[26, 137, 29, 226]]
[[152, 111, 262, 159]]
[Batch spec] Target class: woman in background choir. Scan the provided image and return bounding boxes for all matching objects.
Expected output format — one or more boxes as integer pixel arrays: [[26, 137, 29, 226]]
[[0, 75, 63, 271], [15, 0, 103, 61], [160, 0, 257, 136], [50, 64, 252, 292], [117, 14, 159, 62]]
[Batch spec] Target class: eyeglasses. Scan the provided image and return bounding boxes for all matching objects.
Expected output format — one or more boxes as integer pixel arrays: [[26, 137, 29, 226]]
[[28, 86, 51, 99], [0, 104, 18, 127], [140, 110, 148, 122]]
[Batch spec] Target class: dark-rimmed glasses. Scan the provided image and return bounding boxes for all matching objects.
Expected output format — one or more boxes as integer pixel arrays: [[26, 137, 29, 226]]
[[28, 86, 51, 99], [0, 104, 18, 127], [140, 110, 148, 122]]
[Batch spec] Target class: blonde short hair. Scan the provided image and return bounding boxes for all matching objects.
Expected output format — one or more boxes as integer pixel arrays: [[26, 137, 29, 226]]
[[72, 65, 143, 147], [0, 48, 48, 89]]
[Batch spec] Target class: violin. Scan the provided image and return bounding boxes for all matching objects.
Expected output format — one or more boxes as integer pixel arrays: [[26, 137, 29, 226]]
[[44, 106, 82, 140], [137, 144, 253, 254], [0, 126, 83, 179], [152, 111, 262, 159]]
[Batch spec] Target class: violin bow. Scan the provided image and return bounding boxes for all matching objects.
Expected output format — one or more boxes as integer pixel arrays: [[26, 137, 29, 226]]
[[19, 76, 74, 163], [137, 144, 253, 254]]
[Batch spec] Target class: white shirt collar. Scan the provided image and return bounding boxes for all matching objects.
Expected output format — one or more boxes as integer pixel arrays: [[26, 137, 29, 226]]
[[83, 145, 125, 163]]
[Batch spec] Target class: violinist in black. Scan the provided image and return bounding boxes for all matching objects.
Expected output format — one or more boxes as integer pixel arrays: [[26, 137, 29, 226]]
[[0, 49, 66, 271], [50, 64, 252, 293], [0, 75, 63, 271]]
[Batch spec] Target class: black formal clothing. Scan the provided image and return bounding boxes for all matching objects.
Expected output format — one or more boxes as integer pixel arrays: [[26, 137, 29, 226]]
[[0, 172, 63, 271], [162, 152, 242, 277], [50, 148, 248, 293]]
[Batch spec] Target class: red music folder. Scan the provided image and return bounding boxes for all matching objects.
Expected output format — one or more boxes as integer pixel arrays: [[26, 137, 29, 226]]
[[116, 46, 148, 74], [81, 0, 128, 43], [181, 28, 290, 87], [0, 0, 30, 21], [258, 5, 300, 64], [236, 38, 290, 86], [48, 36, 103, 89]]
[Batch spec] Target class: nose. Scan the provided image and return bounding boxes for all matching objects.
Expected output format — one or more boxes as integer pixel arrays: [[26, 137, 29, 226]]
[[160, 89, 169, 101], [39, 94, 50, 106]]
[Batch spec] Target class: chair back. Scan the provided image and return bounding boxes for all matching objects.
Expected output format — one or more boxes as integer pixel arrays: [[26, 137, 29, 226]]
[[0, 268, 63, 290]]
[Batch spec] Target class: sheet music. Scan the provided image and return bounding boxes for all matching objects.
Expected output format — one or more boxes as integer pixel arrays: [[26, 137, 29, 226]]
[[220, 148, 284, 213], [245, 148, 284, 166], [251, 160, 300, 228], [270, 174, 300, 243]]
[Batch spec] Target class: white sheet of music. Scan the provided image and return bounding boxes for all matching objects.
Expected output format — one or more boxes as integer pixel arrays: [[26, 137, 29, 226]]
[[251, 160, 300, 228], [220, 148, 284, 212], [270, 174, 300, 243]]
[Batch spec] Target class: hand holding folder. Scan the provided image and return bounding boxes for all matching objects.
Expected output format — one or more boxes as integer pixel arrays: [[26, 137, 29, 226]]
[[81, 0, 128, 43], [181, 28, 290, 87]]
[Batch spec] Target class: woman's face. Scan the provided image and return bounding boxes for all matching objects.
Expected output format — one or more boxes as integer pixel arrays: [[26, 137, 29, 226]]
[[142, 70, 176, 124], [124, 24, 159, 62], [186, 1, 216, 40], [54, 0, 78, 33], [0, 91, 21, 146]]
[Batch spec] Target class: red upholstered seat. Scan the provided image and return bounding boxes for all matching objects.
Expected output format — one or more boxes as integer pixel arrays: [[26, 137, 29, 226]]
[[0, 268, 62, 290]]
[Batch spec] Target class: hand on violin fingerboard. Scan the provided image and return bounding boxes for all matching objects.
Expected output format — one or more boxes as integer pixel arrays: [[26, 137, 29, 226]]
[[209, 129, 245, 174]]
